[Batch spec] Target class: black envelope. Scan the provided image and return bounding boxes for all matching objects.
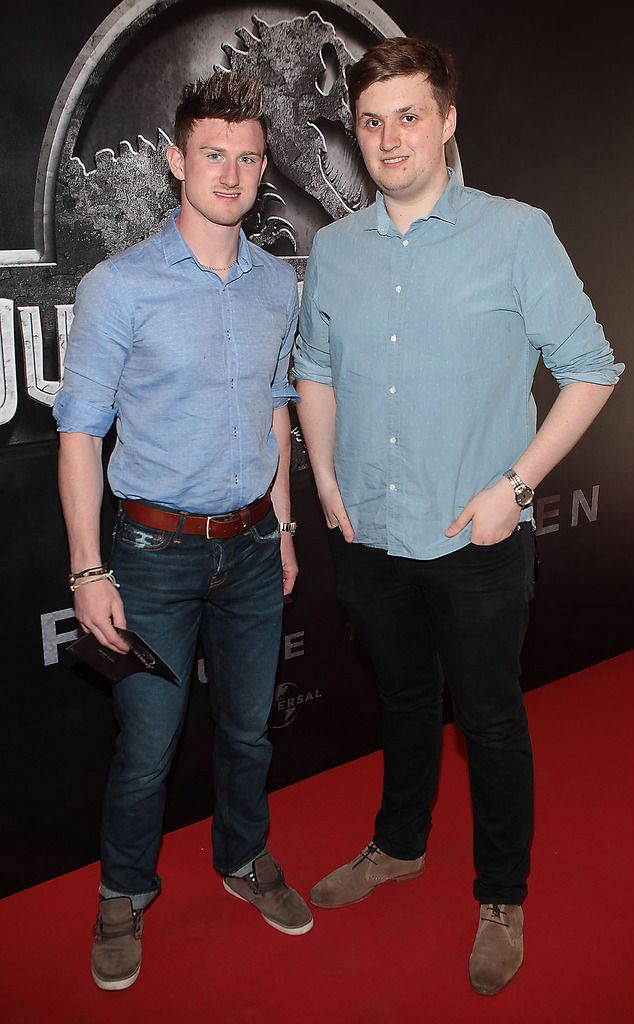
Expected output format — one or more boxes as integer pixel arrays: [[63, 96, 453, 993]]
[[68, 629, 179, 685]]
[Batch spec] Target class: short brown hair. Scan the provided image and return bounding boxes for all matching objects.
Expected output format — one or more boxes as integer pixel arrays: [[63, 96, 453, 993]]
[[173, 72, 267, 152], [348, 37, 458, 120]]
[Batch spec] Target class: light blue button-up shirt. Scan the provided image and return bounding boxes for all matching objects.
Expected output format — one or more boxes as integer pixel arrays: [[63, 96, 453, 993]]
[[293, 171, 624, 559], [54, 213, 298, 513]]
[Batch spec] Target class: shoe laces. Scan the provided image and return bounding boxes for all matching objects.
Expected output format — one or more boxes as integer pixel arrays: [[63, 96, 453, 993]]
[[483, 903, 509, 927], [93, 909, 143, 939], [352, 842, 381, 870]]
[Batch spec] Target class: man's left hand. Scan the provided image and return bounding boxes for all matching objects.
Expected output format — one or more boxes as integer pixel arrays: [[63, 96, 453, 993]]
[[280, 532, 298, 595], [445, 478, 522, 545]]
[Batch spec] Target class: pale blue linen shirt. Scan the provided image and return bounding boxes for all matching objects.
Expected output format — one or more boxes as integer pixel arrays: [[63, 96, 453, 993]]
[[54, 213, 298, 514], [293, 171, 624, 559]]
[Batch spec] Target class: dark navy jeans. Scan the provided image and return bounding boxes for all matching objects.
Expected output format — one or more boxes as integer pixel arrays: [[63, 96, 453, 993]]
[[330, 523, 535, 906], [100, 505, 284, 909]]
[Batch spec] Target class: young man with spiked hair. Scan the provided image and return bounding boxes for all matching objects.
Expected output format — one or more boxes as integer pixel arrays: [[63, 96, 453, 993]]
[[294, 37, 623, 994], [54, 71, 312, 991]]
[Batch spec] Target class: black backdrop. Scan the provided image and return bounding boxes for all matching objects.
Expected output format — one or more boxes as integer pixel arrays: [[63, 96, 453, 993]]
[[1, 0, 632, 898]]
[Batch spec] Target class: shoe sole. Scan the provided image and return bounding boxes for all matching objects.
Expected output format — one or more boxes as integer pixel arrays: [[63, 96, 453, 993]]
[[91, 962, 141, 991], [469, 964, 522, 996], [310, 867, 425, 909], [222, 879, 314, 935]]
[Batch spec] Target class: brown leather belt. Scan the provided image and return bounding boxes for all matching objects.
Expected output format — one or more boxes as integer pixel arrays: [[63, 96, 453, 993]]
[[122, 491, 272, 540]]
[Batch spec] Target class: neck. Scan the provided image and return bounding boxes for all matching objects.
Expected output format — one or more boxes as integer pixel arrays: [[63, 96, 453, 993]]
[[384, 166, 450, 234], [175, 205, 240, 274]]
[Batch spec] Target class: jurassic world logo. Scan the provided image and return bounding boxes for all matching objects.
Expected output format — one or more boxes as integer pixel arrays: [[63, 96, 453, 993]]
[[3, 0, 447, 455], [0, 0, 462, 454]]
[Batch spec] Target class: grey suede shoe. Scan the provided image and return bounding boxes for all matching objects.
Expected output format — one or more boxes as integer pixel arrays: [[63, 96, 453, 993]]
[[469, 903, 524, 995], [310, 842, 425, 908], [91, 897, 143, 991], [223, 853, 313, 935]]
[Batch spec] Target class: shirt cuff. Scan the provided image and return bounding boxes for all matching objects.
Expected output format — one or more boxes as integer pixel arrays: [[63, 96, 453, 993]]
[[291, 364, 333, 386], [52, 390, 116, 436], [551, 362, 625, 389], [271, 381, 300, 409]]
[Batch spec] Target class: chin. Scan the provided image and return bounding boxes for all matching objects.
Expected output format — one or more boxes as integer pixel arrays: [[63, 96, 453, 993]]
[[379, 180, 414, 197], [208, 209, 246, 228]]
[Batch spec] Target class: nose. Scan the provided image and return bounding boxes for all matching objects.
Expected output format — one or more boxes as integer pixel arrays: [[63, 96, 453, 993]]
[[220, 159, 239, 187], [380, 122, 400, 152]]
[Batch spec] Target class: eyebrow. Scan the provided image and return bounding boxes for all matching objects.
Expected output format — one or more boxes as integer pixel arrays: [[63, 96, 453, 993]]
[[199, 145, 262, 156], [359, 104, 422, 118]]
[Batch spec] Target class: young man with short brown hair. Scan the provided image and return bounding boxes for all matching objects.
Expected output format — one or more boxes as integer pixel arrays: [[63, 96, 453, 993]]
[[294, 37, 622, 995], [55, 71, 312, 992]]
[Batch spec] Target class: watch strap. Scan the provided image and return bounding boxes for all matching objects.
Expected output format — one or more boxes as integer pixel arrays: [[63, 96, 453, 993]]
[[503, 469, 524, 490]]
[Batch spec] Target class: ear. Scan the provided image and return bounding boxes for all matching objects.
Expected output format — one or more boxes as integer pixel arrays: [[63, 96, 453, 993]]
[[443, 105, 457, 145], [166, 144, 185, 181], [258, 153, 268, 184]]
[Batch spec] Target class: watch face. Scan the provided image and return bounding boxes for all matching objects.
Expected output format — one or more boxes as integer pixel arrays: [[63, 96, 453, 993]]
[[516, 486, 534, 508]]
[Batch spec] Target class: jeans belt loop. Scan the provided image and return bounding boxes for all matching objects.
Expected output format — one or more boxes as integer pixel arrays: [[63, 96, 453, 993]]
[[176, 511, 187, 542]]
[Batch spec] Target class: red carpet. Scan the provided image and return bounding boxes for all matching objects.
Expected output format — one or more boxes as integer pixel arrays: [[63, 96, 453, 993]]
[[1, 652, 632, 1024]]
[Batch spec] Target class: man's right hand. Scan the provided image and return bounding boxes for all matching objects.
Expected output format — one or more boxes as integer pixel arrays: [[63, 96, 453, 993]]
[[74, 580, 130, 653], [317, 480, 355, 542]]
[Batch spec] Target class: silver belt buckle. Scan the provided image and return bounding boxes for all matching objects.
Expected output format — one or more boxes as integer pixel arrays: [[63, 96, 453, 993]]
[[205, 516, 213, 540]]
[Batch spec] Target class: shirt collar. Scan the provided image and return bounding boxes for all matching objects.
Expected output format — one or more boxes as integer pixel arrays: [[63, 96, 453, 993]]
[[160, 211, 260, 271], [370, 166, 460, 235]]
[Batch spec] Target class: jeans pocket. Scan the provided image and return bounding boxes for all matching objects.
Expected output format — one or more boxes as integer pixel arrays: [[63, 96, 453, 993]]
[[470, 525, 522, 549], [250, 507, 280, 544], [117, 516, 174, 552]]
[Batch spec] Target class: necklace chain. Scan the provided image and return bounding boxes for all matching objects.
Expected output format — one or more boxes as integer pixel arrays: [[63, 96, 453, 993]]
[[202, 259, 236, 272]]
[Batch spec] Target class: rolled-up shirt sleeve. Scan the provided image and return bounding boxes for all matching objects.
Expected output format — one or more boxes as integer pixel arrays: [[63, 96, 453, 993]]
[[513, 208, 624, 387], [53, 261, 134, 435], [292, 233, 333, 385], [271, 268, 300, 409]]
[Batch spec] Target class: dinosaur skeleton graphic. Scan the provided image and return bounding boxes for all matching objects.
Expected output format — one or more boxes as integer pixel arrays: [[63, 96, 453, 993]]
[[220, 13, 374, 220], [61, 12, 378, 262]]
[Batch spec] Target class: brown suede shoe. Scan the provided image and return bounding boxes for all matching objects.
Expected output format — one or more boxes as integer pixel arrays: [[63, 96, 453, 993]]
[[91, 897, 143, 991], [469, 903, 524, 995], [223, 853, 313, 935], [310, 842, 425, 908]]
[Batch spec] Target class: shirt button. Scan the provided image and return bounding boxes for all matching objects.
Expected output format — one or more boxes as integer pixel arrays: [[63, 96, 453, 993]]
[[402, 239, 409, 247], [395, 285, 402, 294], [388, 386, 396, 395], [390, 334, 397, 343], [389, 483, 397, 492], [389, 436, 397, 444]]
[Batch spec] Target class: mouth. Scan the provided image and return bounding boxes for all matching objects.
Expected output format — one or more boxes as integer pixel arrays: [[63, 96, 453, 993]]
[[214, 191, 241, 200], [381, 155, 408, 166]]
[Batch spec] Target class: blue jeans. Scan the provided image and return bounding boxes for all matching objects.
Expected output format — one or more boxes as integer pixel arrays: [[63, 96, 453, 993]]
[[100, 505, 284, 908]]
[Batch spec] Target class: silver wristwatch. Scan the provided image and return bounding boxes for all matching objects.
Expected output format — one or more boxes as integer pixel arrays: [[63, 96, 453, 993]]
[[503, 469, 534, 508]]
